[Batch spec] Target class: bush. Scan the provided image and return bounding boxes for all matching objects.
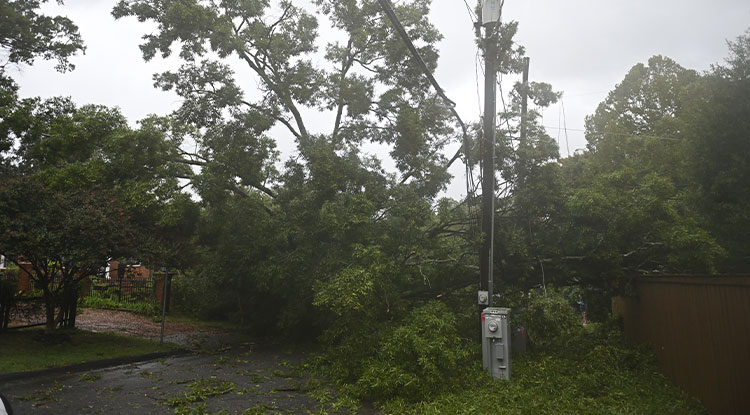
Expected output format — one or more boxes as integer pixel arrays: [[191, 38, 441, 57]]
[[520, 289, 582, 349], [354, 301, 473, 402], [79, 295, 158, 316]]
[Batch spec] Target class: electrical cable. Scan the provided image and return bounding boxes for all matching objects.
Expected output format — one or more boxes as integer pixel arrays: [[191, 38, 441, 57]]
[[462, 0, 478, 21], [475, 50, 483, 116], [375, 0, 474, 198], [561, 98, 570, 157], [542, 125, 682, 142]]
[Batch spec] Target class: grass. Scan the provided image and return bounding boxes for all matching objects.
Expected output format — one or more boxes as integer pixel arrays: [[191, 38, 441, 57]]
[[0, 327, 176, 373], [158, 311, 242, 331]]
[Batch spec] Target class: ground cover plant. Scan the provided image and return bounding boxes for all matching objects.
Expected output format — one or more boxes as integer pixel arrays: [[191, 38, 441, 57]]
[[79, 295, 158, 316], [0, 327, 175, 373]]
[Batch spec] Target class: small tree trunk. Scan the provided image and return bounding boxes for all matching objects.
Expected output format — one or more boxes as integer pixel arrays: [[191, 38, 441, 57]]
[[68, 291, 78, 328], [43, 287, 56, 333], [237, 290, 245, 327]]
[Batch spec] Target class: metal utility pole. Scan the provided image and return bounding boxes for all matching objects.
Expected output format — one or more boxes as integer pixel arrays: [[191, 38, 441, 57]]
[[480, 0, 501, 306], [480, 0, 513, 382]]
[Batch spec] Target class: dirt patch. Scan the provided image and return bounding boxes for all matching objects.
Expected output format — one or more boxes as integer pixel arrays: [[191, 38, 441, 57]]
[[76, 309, 225, 348]]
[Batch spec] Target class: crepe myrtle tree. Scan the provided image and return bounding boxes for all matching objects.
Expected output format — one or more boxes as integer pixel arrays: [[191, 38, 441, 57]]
[[0, 176, 136, 332]]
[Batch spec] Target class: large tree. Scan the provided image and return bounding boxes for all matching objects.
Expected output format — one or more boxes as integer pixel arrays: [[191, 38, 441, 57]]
[[680, 29, 750, 271], [112, 0, 472, 333], [1, 0, 85, 170], [0, 0, 83, 74], [542, 32, 750, 297], [112, 0, 456, 196]]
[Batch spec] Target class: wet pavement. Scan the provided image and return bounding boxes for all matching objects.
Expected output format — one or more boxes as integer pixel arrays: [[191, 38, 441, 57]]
[[2, 339, 343, 414]]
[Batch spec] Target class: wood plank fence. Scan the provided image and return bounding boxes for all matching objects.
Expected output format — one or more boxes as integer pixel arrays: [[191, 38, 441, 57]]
[[612, 275, 750, 415]]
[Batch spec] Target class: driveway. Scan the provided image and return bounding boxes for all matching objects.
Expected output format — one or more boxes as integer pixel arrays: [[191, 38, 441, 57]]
[[3, 340, 337, 414], [3, 309, 373, 414]]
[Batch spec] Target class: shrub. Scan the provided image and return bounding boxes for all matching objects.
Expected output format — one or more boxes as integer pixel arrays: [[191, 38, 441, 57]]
[[79, 295, 158, 316], [520, 290, 582, 349], [354, 301, 473, 402]]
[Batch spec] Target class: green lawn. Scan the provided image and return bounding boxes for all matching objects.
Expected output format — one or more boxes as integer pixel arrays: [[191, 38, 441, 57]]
[[0, 328, 176, 373]]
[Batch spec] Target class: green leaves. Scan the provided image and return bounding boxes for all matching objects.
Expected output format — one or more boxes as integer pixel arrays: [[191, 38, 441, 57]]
[[584, 55, 697, 151], [0, 0, 85, 74], [355, 301, 472, 402]]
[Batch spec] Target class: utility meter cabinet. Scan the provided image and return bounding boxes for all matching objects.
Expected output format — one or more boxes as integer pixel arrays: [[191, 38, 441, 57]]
[[482, 307, 511, 380]]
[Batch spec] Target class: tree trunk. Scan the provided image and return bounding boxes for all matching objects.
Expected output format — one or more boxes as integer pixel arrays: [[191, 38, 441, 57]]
[[43, 287, 56, 333]]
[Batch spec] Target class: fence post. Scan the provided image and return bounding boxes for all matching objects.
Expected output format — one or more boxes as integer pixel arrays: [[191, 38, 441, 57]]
[[165, 273, 172, 313], [160, 269, 169, 343]]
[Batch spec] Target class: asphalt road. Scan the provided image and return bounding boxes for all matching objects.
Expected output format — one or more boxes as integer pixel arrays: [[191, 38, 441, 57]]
[[2, 340, 338, 414]]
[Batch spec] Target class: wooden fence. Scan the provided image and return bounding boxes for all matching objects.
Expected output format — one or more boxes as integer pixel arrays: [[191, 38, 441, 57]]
[[612, 275, 750, 415]]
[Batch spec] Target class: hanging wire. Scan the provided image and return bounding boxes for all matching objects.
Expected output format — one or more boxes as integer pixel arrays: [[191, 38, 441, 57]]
[[375, 0, 470, 168], [462, 0, 478, 21], [561, 98, 570, 157]]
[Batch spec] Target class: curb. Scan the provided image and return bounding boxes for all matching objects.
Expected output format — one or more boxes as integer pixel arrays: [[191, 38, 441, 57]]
[[0, 349, 191, 383]]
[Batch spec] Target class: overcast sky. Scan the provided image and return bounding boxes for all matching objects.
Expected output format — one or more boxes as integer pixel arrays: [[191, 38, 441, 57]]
[[10, 0, 750, 196]]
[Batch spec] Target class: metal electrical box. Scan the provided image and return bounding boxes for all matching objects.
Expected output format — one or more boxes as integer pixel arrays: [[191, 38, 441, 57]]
[[482, 307, 511, 379], [482, 0, 502, 25]]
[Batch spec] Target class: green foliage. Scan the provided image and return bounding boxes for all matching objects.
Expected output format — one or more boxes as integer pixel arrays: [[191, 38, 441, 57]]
[[0, 93, 198, 331], [165, 378, 236, 415], [376, 322, 705, 415], [79, 372, 102, 382], [14, 381, 68, 404], [0, 0, 84, 75], [79, 295, 158, 316], [518, 290, 582, 349], [353, 302, 472, 402]]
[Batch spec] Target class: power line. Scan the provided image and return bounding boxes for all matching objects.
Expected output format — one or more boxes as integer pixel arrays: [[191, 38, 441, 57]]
[[497, 73, 515, 140], [542, 125, 682, 142], [462, 0, 478, 21], [375, 0, 469, 165], [475, 50, 483, 116], [561, 99, 570, 157]]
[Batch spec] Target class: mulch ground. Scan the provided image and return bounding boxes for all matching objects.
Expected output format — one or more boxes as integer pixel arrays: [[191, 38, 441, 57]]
[[75, 308, 227, 348]]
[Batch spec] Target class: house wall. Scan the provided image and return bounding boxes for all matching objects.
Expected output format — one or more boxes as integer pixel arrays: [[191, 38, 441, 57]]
[[107, 260, 153, 280], [17, 262, 35, 294]]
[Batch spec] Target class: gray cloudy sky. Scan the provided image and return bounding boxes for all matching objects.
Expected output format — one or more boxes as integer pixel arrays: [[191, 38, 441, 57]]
[[11, 0, 750, 196]]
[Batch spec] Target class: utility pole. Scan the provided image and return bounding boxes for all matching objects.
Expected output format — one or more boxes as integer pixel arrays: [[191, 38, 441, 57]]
[[480, 1, 500, 306], [480, 0, 513, 381]]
